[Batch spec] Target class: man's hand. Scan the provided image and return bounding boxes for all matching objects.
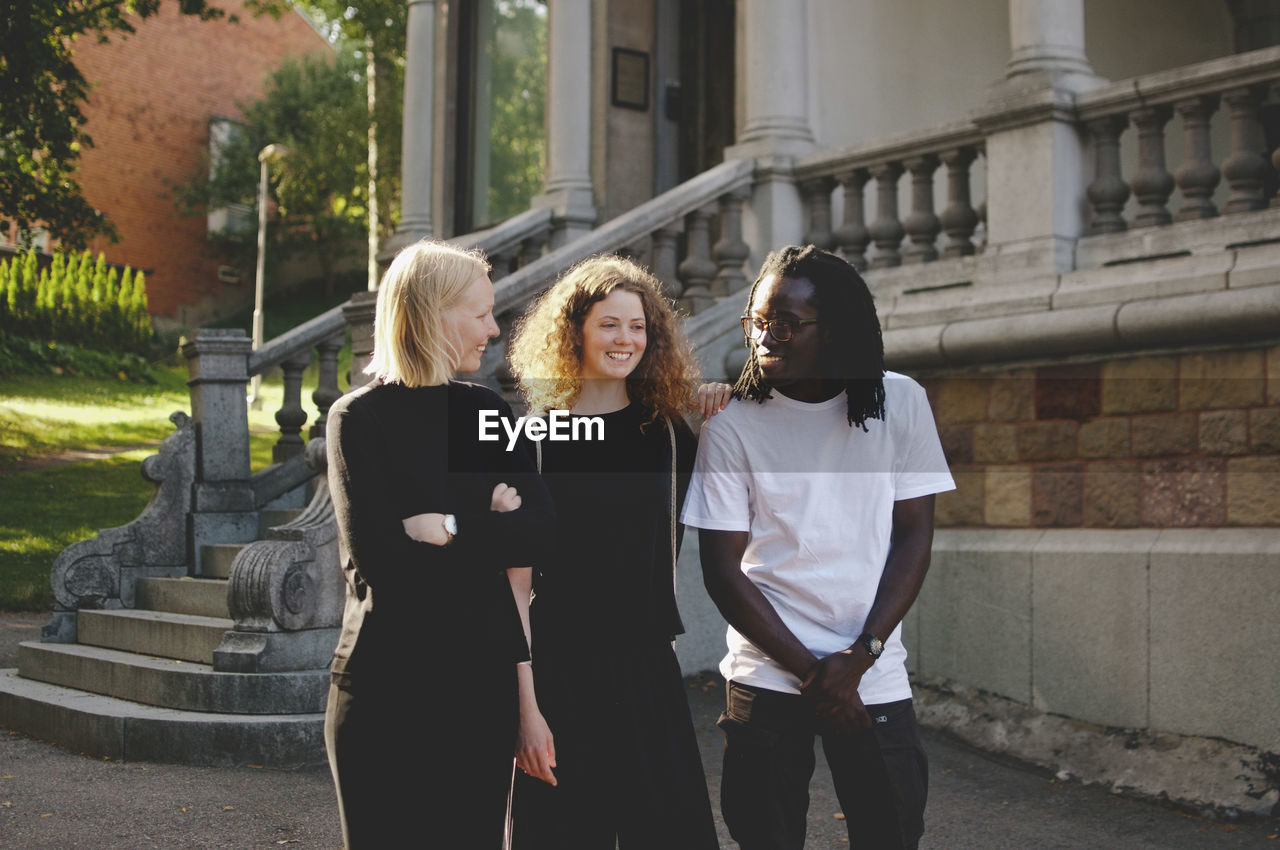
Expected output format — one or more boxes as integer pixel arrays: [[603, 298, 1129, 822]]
[[491, 482, 521, 512], [800, 649, 874, 735]]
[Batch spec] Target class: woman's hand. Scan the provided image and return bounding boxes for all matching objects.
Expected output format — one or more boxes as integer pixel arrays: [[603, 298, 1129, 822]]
[[515, 663, 557, 785], [491, 482, 522, 512], [401, 512, 450, 546], [694, 382, 733, 419]]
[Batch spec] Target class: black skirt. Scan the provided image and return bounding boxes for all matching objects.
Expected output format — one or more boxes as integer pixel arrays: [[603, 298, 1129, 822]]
[[511, 640, 718, 850]]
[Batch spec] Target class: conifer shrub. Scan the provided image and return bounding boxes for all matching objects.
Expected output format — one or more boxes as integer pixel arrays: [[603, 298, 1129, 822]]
[[0, 250, 153, 356]]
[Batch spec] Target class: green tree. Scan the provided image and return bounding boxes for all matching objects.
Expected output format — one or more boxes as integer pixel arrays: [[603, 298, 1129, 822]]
[[176, 51, 370, 297], [0, 0, 235, 249], [256, 0, 405, 288]]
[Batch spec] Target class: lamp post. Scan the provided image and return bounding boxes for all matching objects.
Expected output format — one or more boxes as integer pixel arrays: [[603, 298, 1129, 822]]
[[249, 143, 289, 409]]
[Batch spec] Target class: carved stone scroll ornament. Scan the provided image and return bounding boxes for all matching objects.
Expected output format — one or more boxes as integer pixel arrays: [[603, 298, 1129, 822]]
[[215, 438, 342, 673], [43, 412, 196, 643]]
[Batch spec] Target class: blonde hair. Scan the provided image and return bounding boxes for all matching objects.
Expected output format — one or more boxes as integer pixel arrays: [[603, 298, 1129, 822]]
[[365, 240, 491, 387], [508, 254, 699, 423]]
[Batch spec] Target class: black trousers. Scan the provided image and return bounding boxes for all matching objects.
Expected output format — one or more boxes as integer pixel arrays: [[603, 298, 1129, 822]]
[[325, 664, 518, 849], [718, 680, 928, 850]]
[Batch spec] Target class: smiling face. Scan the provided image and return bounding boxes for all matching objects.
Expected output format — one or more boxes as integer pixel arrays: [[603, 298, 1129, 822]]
[[747, 274, 830, 401], [579, 288, 647, 383], [442, 274, 500, 374]]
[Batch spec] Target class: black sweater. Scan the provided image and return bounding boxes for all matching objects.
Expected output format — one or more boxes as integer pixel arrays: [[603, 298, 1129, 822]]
[[531, 403, 696, 651], [326, 380, 554, 680]]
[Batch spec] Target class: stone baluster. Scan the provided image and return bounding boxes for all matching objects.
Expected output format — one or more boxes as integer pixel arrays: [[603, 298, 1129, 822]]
[[1174, 95, 1220, 221], [488, 247, 520, 281], [1221, 86, 1269, 213], [650, 224, 682, 300], [902, 155, 941, 263], [868, 162, 904, 269], [939, 147, 979, 258], [976, 200, 988, 251], [491, 309, 522, 409], [800, 177, 836, 251], [273, 351, 312, 463], [1129, 105, 1175, 228], [310, 332, 345, 440], [832, 170, 870, 270], [1273, 146, 1280, 208], [342, 291, 378, 390], [1086, 115, 1130, 233], [678, 206, 717, 315], [519, 232, 548, 269], [713, 185, 751, 296]]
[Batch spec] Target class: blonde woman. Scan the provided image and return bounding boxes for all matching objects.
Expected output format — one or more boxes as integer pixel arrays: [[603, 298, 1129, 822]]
[[506, 255, 720, 849], [325, 241, 552, 848]]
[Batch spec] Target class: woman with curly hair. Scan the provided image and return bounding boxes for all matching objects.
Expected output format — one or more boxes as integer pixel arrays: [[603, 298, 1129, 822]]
[[506, 254, 721, 849]]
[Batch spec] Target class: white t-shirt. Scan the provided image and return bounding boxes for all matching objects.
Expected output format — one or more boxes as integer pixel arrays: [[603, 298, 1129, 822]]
[[681, 372, 954, 703]]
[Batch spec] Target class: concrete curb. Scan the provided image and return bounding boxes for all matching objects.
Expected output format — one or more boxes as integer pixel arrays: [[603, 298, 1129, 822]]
[[913, 677, 1280, 820]]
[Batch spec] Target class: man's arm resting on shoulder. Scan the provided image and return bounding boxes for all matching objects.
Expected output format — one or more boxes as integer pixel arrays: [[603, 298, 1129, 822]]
[[699, 528, 819, 683], [803, 493, 937, 733]]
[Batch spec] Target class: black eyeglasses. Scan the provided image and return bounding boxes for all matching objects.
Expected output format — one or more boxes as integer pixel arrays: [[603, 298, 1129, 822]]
[[741, 316, 819, 343]]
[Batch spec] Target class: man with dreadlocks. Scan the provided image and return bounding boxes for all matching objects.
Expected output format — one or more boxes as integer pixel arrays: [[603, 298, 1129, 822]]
[[682, 245, 954, 849]]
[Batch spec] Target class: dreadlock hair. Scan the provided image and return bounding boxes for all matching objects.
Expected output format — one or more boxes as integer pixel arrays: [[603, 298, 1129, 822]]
[[731, 244, 886, 430]]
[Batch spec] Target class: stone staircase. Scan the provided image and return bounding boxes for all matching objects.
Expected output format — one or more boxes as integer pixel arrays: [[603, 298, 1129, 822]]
[[0, 510, 332, 767]]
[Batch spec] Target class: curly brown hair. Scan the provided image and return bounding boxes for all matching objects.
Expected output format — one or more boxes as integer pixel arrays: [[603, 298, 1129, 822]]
[[508, 254, 700, 424]]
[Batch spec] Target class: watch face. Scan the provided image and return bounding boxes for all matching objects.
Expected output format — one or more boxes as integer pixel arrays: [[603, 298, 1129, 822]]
[[866, 635, 884, 657]]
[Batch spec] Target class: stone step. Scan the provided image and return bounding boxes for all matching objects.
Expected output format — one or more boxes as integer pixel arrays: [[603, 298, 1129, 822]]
[[199, 543, 246, 579], [0, 669, 324, 767], [134, 577, 229, 619], [16, 642, 327, 715], [77, 609, 231, 664], [259, 508, 302, 535]]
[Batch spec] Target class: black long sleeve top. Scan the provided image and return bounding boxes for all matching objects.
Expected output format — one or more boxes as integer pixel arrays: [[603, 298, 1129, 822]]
[[325, 380, 554, 681]]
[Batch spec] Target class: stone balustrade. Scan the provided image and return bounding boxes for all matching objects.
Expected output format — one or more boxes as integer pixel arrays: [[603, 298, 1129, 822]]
[[794, 122, 986, 271], [1075, 46, 1280, 234]]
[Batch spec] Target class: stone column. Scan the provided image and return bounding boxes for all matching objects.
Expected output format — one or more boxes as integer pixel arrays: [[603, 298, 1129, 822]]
[[726, 0, 815, 266], [183, 330, 259, 574], [532, 0, 596, 248], [976, 0, 1101, 273], [380, 0, 435, 261], [1004, 0, 1096, 92]]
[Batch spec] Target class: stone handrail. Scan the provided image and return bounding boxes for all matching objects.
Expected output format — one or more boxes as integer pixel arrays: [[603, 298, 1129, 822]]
[[492, 157, 757, 317], [1074, 45, 1280, 119], [790, 121, 987, 270], [452, 206, 556, 279]]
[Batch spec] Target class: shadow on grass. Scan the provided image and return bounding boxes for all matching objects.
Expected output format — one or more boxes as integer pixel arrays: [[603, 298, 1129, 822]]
[[0, 452, 155, 610]]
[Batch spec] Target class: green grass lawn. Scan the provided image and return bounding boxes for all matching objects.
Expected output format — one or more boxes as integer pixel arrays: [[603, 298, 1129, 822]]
[[0, 304, 355, 610]]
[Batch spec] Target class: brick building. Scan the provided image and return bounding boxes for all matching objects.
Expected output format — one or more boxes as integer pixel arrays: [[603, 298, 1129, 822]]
[[54, 2, 332, 324]]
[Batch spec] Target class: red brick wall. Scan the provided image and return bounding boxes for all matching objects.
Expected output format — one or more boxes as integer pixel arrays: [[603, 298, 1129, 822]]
[[68, 2, 332, 322], [927, 345, 1280, 528]]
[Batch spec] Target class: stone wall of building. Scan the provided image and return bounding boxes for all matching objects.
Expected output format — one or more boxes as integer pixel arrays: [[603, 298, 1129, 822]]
[[926, 344, 1280, 530]]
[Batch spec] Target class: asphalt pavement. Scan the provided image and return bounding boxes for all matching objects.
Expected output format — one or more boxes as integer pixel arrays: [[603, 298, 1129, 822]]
[[2, 612, 1276, 849]]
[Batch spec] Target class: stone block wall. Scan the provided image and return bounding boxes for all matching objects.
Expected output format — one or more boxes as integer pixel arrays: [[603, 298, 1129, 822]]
[[925, 344, 1280, 530]]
